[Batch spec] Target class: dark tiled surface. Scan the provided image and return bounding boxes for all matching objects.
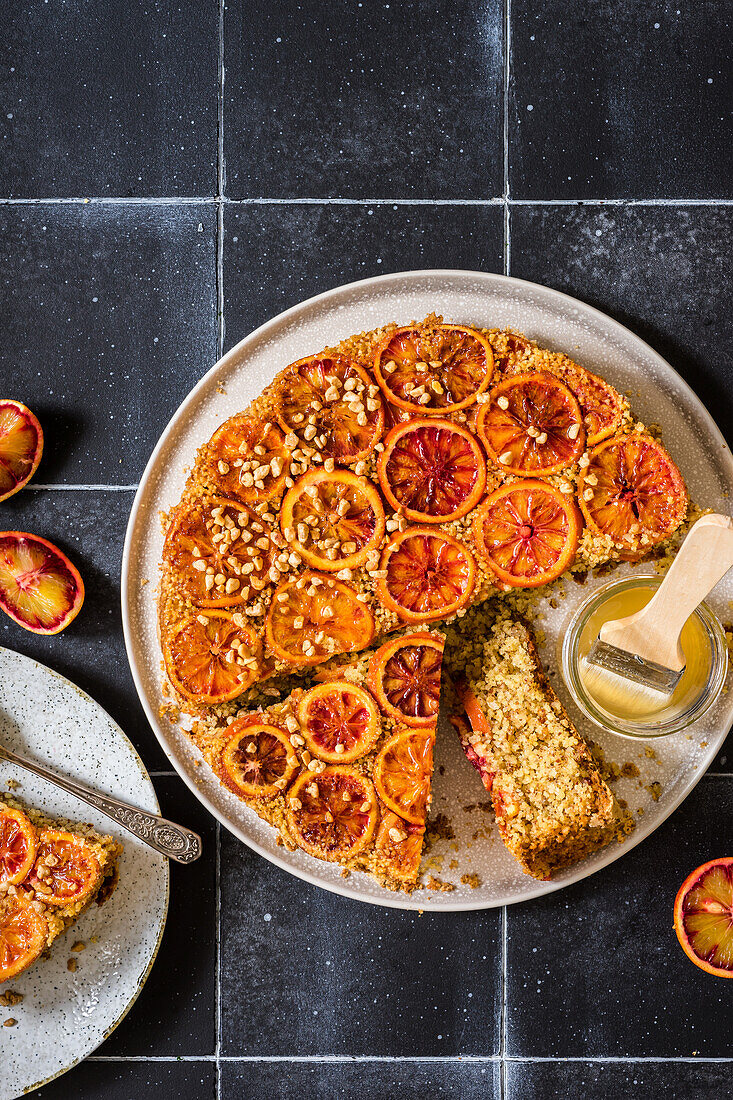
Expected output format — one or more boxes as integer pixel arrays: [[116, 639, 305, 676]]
[[223, 203, 504, 347], [0, 489, 168, 769], [222, 1060, 501, 1099], [220, 836, 501, 1056], [2, 1, 218, 197], [28, 1061, 215, 1099], [506, 1060, 733, 1100], [510, 1, 732, 198], [99, 778, 217, 1056], [509, 202, 733, 767], [505, 776, 733, 1057], [224, 0, 504, 199], [0, 203, 217, 484]]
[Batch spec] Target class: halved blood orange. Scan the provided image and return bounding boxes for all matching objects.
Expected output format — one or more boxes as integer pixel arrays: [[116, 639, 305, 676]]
[[204, 415, 291, 504], [266, 572, 374, 666], [0, 888, 47, 982], [27, 830, 100, 906], [220, 721, 299, 799], [164, 611, 262, 705], [0, 532, 84, 634], [280, 469, 385, 571], [374, 809, 425, 879], [377, 527, 476, 623], [477, 372, 585, 476], [0, 806, 37, 885], [275, 355, 384, 463], [287, 766, 378, 861], [0, 401, 43, 502], [377, 418, 487, 523], [472, 480, 581, 588], [374, 323, 494, 415], [163, 497, 276, 607], [373, 729, 434, 825], [674, 858, 733, 978], [296, 681, 381, 763], [550, 359, 625, 446], [578, 433, 688, 551], [367, 632, 444, 727]]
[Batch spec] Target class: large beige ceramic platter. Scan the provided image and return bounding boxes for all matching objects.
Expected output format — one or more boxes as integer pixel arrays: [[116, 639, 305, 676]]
[[0, 648, 168, 1099], [121, 270, 732, 912]]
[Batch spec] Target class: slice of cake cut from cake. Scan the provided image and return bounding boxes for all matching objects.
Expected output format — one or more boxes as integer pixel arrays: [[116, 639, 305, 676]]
[[188, 627, 444, 891], [0, 796, 122, 983], [448, 609, 618, 880]]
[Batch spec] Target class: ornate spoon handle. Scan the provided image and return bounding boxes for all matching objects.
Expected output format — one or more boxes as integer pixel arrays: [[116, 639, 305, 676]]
[[0, 746, 202, 864]]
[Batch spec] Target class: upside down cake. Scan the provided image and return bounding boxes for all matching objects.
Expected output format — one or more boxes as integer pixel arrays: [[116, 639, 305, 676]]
[[0, 796, 121, 983], [158, 315, 689, 890]]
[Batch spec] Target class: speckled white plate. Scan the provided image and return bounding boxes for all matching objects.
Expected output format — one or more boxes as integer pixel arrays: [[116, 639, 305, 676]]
[[0, 648, 168, 1099], [121, 270, 733, 912]]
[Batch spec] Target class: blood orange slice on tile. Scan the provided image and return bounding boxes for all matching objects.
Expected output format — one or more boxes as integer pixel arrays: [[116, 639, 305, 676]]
[[377, 527, 476, 622], [368, 632, 444, 727], [374, 323, 494, 415], [472, 479, 581, 588], [0, 532, 84, 634], [0, 401, 43, 502], [297, 681, 381, 763], [275, 355, 384, 463], [221, 722, 299, 800], [0, 888, 48, 982], [287, 766, 378, 861], [0, 805, 37, 886], [377, 418, 486, 523], [674, 858, 733, 978], [578, 433, 687, 551], [27, 830, 100, 907], [477, 372, 585, 476]]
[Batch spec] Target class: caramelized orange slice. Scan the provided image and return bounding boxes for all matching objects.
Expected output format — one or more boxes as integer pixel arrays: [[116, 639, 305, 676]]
[[287, 766, 378, 861], [0, 532, 84, 635], [373, 729, 434, 825], [472, 480, 581, 588], [266, 572, 374, 666], [477, 372, 585, 476], [674, 857, 733, 978], [0, 401, 43, 502], [164, 611, 262, 705], [280, 469, 385, 571], [488, 331, 534, 374], [297, 681, 381, 763], [220, 721, 299, 800], [377, 527, 476, 622], [550, 360, 625, 446], [275, 355, 384, 463], [0, 805, 37, 885], [377, 418, 486, 523], [204, 415, 291, 504], [0, 888, 47, 982], [374, 323, 494, 415], [374, 809, 425, 880], [368, 632, 444, 727], [164, 496, 278, 607], [27, 830, 100, 907], [578, 433, 687, 551]]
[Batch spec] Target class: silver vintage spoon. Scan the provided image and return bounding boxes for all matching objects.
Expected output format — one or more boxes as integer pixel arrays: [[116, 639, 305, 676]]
[[0, 742, 202, 864]]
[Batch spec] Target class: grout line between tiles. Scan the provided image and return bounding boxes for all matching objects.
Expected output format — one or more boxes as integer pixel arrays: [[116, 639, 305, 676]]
[[215, 0, 225, 1092], [1, 196, 732, 207], [502, 0, 511, 283], [27, 483, 140, 491], [86, 1054, 733, 1063]]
